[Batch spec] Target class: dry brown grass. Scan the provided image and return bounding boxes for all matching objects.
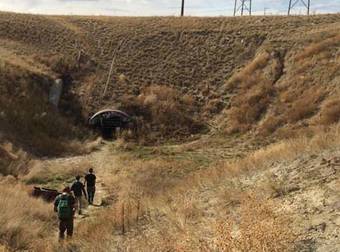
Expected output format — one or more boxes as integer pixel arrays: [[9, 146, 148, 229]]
[[283, 86, 325, 123], [120, 84, 205, 141], [215, 194, 294, 252], [227, 78, 274, 133], [0, 62, 90, 157], [258, 115, 283, 136], [0, 182, 54, 251], [23, 159, 92, 189], [319, 98, 340, 125], [295, 34, 340, 61], [0, 142, 29, 176], [3, 123, 339, 251], [225, 52, 271, 91]]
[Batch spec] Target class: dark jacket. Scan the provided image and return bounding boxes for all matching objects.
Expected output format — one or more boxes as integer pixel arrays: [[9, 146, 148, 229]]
[[54, 193, 75, 219], [71, 181, 87, 197], [85, 173, 96, 187]]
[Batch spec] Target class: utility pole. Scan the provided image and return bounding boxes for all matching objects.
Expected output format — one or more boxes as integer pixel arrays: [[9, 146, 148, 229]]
[[264, 7, 269, 15], [234, 0, 252, 16], [181, 0, 185, 16], [288, 0, 311, 15]]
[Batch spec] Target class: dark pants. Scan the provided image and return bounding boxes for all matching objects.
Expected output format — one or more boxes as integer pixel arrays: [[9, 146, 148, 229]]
[[59, 218, 74, 239], [75, 196, 83, 214], [87, 186, 95, 204]]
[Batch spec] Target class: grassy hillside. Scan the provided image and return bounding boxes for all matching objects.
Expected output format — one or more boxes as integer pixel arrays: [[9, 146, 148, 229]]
[[0, 12, 340, 251], [1, 12, 340, 143]]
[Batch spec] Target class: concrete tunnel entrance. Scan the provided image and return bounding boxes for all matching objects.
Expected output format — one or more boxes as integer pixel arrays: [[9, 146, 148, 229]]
[[88, 109, 133, 139]]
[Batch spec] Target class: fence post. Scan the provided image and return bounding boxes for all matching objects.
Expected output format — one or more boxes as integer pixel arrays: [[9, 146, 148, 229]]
[[122, 203, 125, 235]]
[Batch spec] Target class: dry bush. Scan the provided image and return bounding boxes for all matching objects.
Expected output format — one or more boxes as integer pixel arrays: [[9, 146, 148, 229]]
[[258, 115, 283, 136], [284, 87, 325, 123], [0, 142, 30, 176], [215, 194, 294, 251], [225, 52, 270, 90], [203, 98, 224, 114], [227, 79, 274, 133], [295, 34, 340, 61], [120, 85, 205, 141], [0, 182, 54, 251], [220, 51, 284, 134], [319, 98, 340, 125]]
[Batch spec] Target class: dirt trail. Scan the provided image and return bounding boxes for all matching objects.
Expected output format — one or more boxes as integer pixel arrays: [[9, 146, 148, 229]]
[[40, 144, 112, 234], [74, 147, 110, 225]]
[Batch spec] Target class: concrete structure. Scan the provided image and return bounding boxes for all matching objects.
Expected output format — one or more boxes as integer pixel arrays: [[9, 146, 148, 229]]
[[49, 79, 63, 107]]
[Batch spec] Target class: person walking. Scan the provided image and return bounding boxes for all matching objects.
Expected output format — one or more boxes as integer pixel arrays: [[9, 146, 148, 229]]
[[85, 168, 96, 205], [71, 175, 87, 215], [54, 187, 76, 240]]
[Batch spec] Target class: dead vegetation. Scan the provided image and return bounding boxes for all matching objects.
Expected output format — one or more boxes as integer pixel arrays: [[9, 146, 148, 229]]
[[319, 97, 340, 125], [120, 84, 205, 142], [0, 182, 54, 251], [221, 51, 280, 134], [215, 194, 294, 251], [295, 34, 340, 61]]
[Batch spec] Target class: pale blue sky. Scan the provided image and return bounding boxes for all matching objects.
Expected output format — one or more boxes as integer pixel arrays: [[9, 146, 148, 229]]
[[0, 0, 339, 16]]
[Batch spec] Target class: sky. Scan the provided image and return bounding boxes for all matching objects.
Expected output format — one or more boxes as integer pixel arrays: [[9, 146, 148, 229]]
[[0, 0, 339, 16]]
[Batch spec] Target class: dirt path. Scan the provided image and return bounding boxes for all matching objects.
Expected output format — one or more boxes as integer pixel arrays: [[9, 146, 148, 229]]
[[41, 144, 112, 235], [74, 146, 112, 225]]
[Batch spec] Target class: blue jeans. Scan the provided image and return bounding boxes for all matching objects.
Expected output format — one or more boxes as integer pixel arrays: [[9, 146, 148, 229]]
[[87, 186, 95, 204]]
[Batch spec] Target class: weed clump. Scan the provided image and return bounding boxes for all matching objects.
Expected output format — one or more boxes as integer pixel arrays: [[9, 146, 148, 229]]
[[319, 98, 340, 125], [120, 85, 205, 143]]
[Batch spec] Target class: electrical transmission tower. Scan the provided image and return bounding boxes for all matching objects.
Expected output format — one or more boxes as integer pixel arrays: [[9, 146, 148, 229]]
[[234, 0, 252, 16], [288, 0, 311, 15]]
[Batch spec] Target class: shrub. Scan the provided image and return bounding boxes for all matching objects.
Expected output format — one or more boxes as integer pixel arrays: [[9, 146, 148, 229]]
[[227, 79, 274, 133], [319, 98, 340, 125], [284, 87, 325, 123], [258, 115, 283, 136], [225, 52, 270, 91], [295, 34, 340, 61], [119, 85, 205, 142]]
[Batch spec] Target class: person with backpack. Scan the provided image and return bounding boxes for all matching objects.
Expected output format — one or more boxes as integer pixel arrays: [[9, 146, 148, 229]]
[[71, 175, 87, 215], [54, 187, 75, 240], [85, 168, 96, 205]]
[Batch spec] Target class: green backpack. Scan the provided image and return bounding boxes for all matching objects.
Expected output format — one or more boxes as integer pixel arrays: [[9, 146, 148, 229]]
[[57, 195, 72, 219]]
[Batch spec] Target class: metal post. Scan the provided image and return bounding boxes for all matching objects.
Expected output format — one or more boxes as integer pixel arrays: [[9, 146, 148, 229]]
[[249, 0, 252, 15], [307, 0, 310, 15], [181, 0, 185, 16], [234, 0, 237, 16], [288, 0, 292, 15], [241, 0, 245, 16]]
